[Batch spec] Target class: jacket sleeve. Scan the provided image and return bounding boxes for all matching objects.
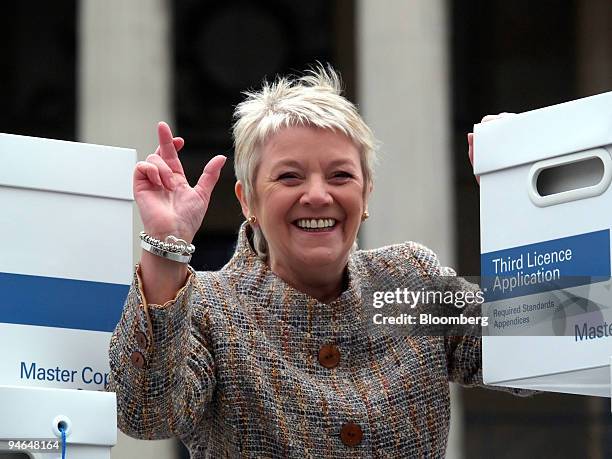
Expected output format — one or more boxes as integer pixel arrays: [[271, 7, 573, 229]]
[[107, 266, 217, 439], [408, 242, 536, 397]]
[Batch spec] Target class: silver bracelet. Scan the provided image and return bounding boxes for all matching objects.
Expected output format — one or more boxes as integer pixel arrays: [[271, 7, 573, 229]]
[[139, 231, 195, 264]]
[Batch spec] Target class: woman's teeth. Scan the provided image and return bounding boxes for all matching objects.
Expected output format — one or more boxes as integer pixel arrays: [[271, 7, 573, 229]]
[[295, 218, 336, 229]]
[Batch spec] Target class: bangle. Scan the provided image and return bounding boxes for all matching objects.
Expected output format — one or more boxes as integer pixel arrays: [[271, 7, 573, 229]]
[[139, 231, 195, 264]]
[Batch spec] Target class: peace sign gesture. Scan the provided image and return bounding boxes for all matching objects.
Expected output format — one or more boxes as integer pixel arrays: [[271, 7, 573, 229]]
[[134, 122, 226, 243]]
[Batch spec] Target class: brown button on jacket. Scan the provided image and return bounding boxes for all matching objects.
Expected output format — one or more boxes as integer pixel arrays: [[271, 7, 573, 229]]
[[108, 223, 525, 458]]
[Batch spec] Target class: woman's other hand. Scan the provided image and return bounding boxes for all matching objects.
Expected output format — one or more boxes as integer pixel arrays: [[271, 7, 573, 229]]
[[134, 122, 226, 242], [467, 113, 516, 186]]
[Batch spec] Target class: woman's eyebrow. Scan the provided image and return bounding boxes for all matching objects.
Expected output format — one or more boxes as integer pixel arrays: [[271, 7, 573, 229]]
[[328, 159, 358, 168], [271, 159, 302, 169], [270, 158, 358, 170]]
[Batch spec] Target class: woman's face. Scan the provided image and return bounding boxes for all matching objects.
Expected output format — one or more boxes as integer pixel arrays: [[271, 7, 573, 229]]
[[246, 125, 368, 279]]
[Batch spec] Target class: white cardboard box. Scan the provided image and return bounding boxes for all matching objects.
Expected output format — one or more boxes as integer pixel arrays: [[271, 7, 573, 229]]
[[0, 133, 134, 390], [0, 386, 117, 458], [475, 92, 612, 397]]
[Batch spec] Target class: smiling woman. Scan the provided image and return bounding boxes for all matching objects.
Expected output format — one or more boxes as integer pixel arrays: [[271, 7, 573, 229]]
[[236, 126, 368, 302], [107, 65, 529, 458]]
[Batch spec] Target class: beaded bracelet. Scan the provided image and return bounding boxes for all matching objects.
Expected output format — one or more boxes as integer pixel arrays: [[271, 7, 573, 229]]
[[139, 231, 195, 264]]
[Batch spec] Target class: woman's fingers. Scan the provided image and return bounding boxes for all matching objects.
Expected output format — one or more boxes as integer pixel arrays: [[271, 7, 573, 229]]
[[174, 137, 185, 152], [157, 121, 176, 154], [153, 137, 185, 173], [472, 112, 517, 184], [194, 155, 227, 204], [481, 112, 517, 123], [157, 122, 186, 175], [467, 133, 474, 166], [135, 161, 163, 187], [154, 137, 184, 155], [466, 133, 480, 184], [147, 154, 176, 190], [481, 115, 499, 123]]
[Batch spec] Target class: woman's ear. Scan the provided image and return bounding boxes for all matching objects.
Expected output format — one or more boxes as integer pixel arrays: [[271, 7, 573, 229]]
[[235, 181, 251, 219]]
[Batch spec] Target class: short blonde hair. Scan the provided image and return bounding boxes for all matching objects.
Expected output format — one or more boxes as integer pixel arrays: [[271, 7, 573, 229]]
[[233, 64, 376, 259]]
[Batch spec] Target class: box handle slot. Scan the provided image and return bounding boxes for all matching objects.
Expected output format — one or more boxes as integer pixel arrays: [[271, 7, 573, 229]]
[[528, 148, 612, 207]]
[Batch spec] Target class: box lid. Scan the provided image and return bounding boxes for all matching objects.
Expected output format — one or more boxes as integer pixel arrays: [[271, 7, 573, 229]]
[[473, 91, 612, 175], [0, 133, 135, 200]]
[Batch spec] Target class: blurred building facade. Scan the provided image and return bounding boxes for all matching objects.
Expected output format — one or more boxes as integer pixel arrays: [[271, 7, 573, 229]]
[[2, 0, 612, 457]]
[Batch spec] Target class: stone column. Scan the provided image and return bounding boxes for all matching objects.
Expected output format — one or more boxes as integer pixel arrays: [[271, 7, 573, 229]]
[[78, 0, 173, 265], [357, 1, 462, 458], [78, 0, 177, 457]]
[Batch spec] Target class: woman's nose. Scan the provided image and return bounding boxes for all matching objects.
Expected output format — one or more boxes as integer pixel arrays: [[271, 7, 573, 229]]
[[299, 178, 333, 206]]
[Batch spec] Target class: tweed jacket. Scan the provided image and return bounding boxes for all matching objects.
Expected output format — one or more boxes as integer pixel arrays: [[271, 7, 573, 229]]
[[108, 224, 496, 458]]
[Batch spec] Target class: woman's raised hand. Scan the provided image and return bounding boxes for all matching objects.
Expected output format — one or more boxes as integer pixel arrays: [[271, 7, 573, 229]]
[[134, 122, 226, 243]]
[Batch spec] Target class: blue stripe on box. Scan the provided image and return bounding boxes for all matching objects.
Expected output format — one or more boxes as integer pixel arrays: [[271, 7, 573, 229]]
[[0, 272, 129, 332], [481, 230, 611, 301]]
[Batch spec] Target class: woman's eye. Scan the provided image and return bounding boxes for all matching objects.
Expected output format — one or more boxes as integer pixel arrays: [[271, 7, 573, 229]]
[[277, 173, 300, 182], [332, 171, 353, 180]]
